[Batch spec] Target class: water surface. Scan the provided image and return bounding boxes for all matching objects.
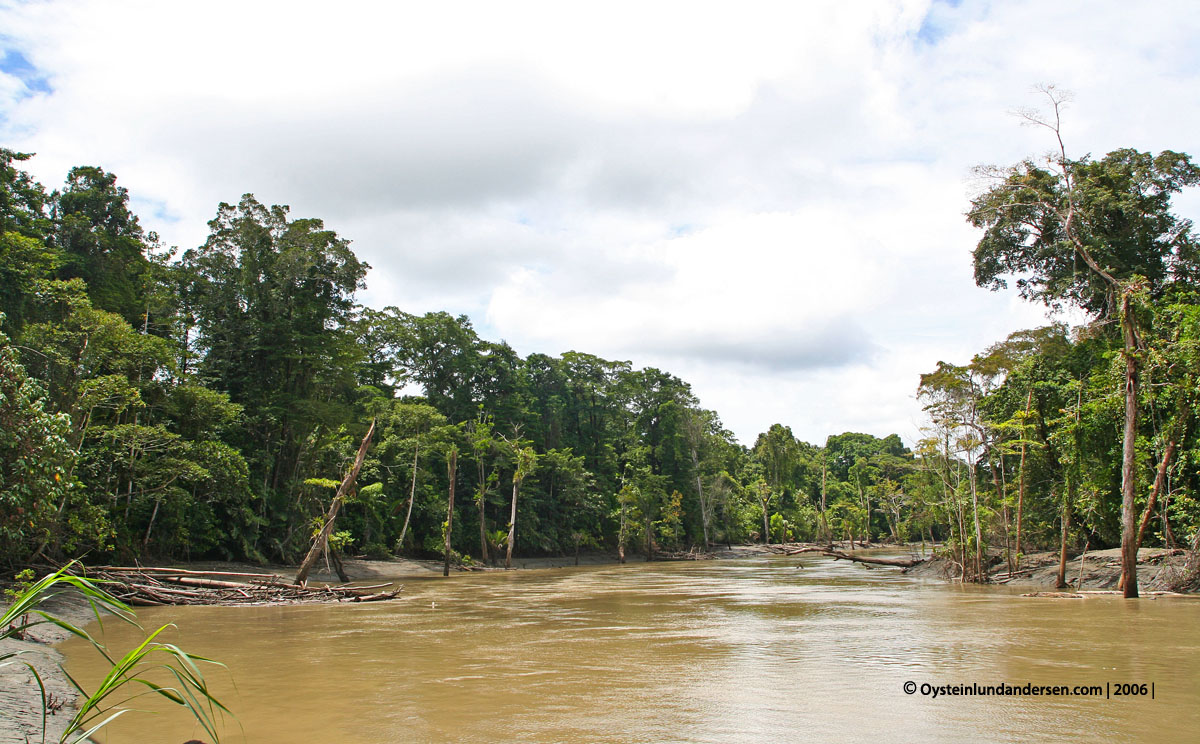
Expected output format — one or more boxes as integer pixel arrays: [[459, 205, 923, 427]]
[[62, 554, 1200, 742]]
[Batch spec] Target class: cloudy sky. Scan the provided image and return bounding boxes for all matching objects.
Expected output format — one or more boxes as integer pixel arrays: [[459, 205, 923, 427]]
[[3, 0, 1198, 446]]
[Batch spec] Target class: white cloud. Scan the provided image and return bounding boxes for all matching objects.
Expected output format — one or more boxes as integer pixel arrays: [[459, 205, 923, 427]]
[[3, 0, 1199, 445]]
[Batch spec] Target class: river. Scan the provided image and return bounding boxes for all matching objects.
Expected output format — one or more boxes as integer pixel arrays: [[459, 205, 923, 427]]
[[61, 553, 1200, 743]]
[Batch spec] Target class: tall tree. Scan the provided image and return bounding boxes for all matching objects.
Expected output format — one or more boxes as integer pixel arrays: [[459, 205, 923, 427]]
[[181, 195, 367, 502], [969, 89, 1200, 596], [52, 166, 150, 327]]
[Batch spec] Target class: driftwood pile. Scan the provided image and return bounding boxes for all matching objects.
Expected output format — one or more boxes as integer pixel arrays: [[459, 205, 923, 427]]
[[82, 566, 401, 607]]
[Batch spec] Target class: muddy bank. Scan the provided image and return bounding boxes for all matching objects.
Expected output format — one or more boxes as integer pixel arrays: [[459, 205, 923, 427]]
[[903, 546, 1194, 591], [0, 591, 113, 743]]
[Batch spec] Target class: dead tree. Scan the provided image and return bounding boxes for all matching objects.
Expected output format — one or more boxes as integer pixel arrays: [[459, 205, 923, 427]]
[[296, 421, 375, 586]]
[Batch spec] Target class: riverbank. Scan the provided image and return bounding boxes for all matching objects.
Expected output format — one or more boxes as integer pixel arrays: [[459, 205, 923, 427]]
[[902, 545, 1195, 592], [0, 591, 111, 743]]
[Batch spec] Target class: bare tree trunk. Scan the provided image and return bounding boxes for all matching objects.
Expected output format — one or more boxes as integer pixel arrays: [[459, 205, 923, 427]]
[[143, 497, 161, 552], [691, 446, 710, 549], [330, 549, 349, 582], [1119, 295, 1141, 598], [1162, 489, 1177, 548], [444, 448, 457, 577], [478, 487, 490, 565], [1016, 388, 1031, 570], [1056, 492, 1070, 589], [1137, 413, 1184, 550], [397, 435, 420, 552], [997, 451, 1013, 574], [644, 515, 655, 561], [505, 478, 518, 569], [618, 501, 628, 564], [968, 460, 983, 582], [296, 421, 375, 586], [761, 498, 770, 545]]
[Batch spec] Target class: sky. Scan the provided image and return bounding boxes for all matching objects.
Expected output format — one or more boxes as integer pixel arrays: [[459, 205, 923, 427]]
[[2, 0, 1199, 447]]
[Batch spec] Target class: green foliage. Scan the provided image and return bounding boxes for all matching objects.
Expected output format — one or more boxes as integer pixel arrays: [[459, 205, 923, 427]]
[[0, 321, 74, 562], [10, 140, 1196, 573]]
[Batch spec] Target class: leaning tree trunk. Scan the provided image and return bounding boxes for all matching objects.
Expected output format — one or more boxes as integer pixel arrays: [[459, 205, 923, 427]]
[[396, 435, 420, 552], [1137, 409, 1185, 551], [1119, 295, 1141, 598], [296, 421, 375, 586]]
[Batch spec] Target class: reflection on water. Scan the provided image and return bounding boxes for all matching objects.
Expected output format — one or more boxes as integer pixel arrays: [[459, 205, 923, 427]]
[[62, 555, 1200, 743]]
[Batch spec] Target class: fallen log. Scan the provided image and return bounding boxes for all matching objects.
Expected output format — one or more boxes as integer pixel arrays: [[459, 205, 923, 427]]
[[70, 565, 403, 606], [784, 546, 924, 568], [168, 576, 266, 590], [348, 590, 403, 602], [94, 566, 288, 582]]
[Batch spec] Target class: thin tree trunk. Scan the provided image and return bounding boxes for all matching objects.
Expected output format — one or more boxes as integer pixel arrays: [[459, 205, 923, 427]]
[[478, 487, 490, 565], [296, 421, 374, 586], [618, 502, 628, 564], [505, 478, 518, 569], [1075, 540, 1089, 590], [1162, 489, 1176, 548], [1136, 413, 1184, 550], [143, 497, 161, 552], [691, 446, 710, 549], [444, 448, 457, 577], [1119, 295, 1140, 598], [1016, 388, 1031, 569], [644, 516, 654, 561], [397, 435, 419, 552], [330, 549, 349, 582], [1056, 493, 1071, 589], [968, 460, 983, 582], [998, 451, 1013, 574], [760, 496, 770, 545]]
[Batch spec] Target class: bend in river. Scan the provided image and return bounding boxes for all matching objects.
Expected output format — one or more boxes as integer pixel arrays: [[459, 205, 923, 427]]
[[62, 554, 1200, 743]]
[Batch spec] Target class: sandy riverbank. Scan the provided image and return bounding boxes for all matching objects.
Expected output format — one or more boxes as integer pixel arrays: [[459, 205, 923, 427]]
[[903, 545, 1195, 592], [0, 590, 116, 743]]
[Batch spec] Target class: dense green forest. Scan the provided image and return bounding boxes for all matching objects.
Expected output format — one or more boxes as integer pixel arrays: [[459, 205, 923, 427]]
[[2, 138, 1198, 595]]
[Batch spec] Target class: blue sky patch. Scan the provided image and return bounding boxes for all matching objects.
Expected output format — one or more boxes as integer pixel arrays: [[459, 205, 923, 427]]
[[131, 196, 182, 227], [0, 48, 53, 96], [916, 0, 966, 46]]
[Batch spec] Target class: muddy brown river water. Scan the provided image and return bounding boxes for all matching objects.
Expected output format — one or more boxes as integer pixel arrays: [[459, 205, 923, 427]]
[[61, 554, 1200, 743]]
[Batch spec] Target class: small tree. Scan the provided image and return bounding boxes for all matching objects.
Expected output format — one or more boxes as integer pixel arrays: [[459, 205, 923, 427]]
[[505, 443, 537, 569]]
